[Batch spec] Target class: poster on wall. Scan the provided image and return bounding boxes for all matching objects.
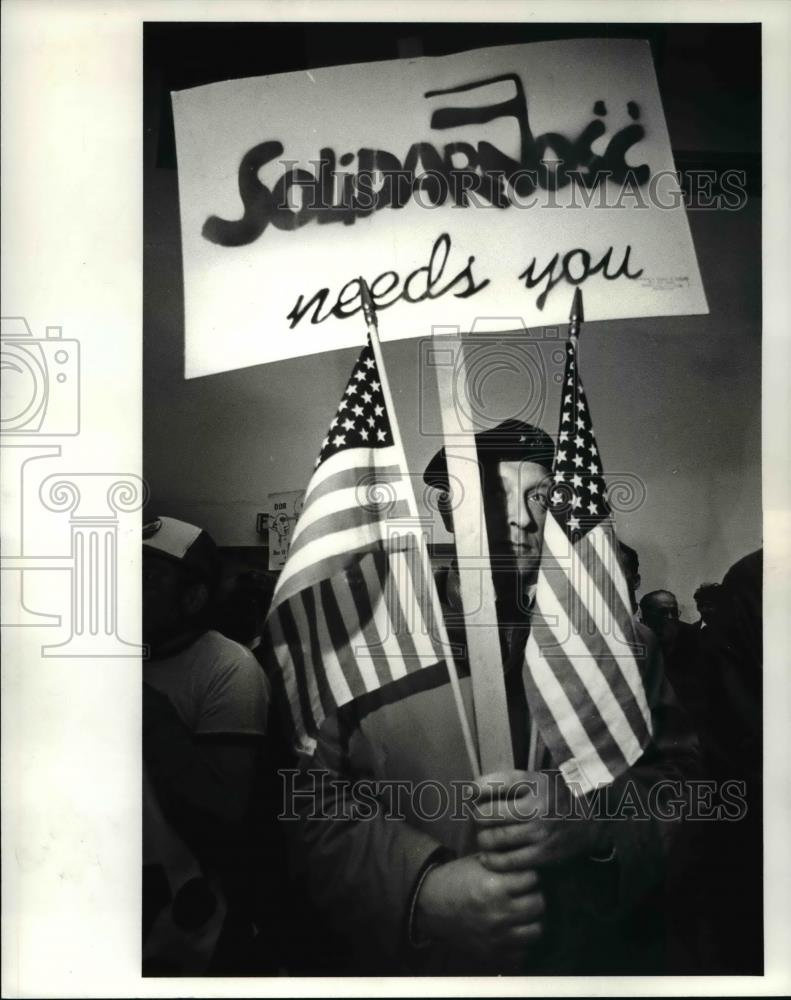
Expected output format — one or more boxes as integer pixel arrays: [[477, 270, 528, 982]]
[[265, 489, 305, 570], [172, 37, 708, 378]]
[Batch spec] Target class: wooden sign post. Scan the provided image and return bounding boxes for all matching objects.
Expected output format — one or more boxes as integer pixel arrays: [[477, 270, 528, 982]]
[[433, 332, 514, 774]]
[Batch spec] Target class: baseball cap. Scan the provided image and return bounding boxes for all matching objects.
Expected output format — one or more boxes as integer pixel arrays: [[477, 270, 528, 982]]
[[142, 515, 220, 588]]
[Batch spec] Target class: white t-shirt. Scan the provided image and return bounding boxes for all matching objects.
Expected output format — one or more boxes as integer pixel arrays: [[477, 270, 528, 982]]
[[144, 629, 270, 737]]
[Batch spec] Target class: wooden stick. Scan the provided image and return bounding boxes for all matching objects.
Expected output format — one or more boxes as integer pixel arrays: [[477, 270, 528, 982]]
[[432, 333, 514, 774], [360, 279, 480, 780], [527, 719, 540, 772]]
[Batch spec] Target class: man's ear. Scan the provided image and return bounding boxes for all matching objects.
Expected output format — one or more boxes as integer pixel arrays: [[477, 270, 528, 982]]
[[436, 490, 455, 534], [182, 581, 209, 618], [634, 573, 642, 593]]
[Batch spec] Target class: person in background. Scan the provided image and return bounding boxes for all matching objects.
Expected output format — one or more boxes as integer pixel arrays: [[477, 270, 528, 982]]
[[693, 550, 763, 973], [639, 589, 703, 724], [636, 588, 715, 972], [142, 516, 274, 974], [212, 563, 303, 972], [702, 552, 761, 752], [617, 540, 641, 615], [692, 582, 721, 631], [214, 569, 276, 658], [638, 589, 682, 652]]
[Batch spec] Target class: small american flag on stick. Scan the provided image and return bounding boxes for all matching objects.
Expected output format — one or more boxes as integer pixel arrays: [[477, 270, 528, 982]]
[[267, 284, 477, 770], [524, 289, 653, 794]]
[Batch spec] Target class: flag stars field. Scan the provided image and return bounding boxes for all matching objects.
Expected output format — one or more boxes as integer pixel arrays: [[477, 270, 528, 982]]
[[315, 342, 394, 467]]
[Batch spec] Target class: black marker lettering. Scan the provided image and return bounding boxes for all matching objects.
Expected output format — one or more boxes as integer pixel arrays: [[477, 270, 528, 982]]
[[286, 233, 489, 329], [520, 245, 643, 309], [204, 73, 653, 247]]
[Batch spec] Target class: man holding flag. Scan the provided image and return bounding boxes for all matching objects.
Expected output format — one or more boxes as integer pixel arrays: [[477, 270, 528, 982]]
[[268, 287, 699, 975]]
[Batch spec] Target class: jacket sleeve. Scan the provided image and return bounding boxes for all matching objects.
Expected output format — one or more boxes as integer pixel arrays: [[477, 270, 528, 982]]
[[286, 708, 448, 971], [597, 623, 703, 909]]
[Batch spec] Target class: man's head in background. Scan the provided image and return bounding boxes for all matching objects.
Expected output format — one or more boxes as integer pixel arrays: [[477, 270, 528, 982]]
[[214, 569, 276, 648], [424, 419, 555, 592], [142, 516, 221, 655], [639, 589, 680, 648], [693, 582, 721, 626], [618, 541, 641, 613]]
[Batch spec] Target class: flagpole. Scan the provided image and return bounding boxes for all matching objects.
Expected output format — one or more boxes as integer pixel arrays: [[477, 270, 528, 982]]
[[359, 279, 481, 780]]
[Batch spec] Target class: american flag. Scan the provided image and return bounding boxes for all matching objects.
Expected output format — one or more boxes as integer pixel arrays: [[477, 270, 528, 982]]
[[524, 328, 653, 795], [266, 336, 447, 754]]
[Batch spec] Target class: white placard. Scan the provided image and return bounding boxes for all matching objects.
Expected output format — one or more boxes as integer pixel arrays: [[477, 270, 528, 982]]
[[174, 37, 707, 377]]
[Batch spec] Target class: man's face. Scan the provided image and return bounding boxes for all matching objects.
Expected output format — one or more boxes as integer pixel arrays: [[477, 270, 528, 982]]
[[483, 459, 552, 581], [695, 597, 716, 625], [621, 561, 640, 599], [142, 552, 193, 646], [641, 592, 680, 643]]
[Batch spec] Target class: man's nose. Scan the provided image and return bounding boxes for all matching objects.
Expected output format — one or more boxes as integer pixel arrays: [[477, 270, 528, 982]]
[[509, 498, 536, 531]]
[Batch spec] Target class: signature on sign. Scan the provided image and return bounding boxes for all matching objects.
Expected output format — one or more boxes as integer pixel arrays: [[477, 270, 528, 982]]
[[639, 276, 690, 291]]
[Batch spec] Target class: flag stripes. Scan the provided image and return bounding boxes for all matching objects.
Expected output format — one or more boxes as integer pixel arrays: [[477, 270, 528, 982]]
[[270, 543, 444, 752], [314, 588, 355, 706], [291, 484, 404, 547], [525, 516, 650, 791], [523, 632, 615, 790], [319, 578, 367, 696], [573, 522, 639, 645], [542, 517, 652, 733], [272, 449, 410, 608], [348, 554, 403, 688], [326, 566, 385, 693], [269, 600, 317, 746], [526, 560, 639, 771], [524, 331, 652, 795]]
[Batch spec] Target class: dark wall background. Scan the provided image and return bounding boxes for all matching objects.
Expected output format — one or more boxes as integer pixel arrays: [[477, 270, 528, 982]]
[[143, 21, 761, 619]]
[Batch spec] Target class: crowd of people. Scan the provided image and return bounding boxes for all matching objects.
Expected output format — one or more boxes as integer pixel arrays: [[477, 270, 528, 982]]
[[141, 422, 763, 977]]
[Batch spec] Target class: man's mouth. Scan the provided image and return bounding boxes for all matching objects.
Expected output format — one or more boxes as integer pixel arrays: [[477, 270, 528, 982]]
[[511, 542, 536, 554]]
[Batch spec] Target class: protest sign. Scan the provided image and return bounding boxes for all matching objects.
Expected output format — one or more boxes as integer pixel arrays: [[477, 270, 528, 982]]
[[173, 38, 708, 378]]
